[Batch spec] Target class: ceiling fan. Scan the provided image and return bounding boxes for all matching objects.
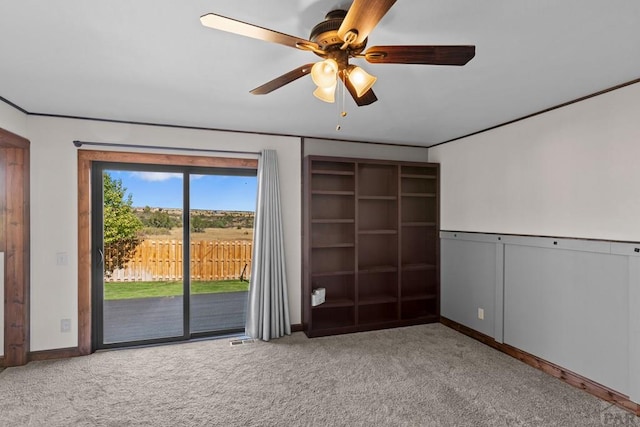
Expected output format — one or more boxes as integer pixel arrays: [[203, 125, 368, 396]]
[[200, 0, 475, 107]]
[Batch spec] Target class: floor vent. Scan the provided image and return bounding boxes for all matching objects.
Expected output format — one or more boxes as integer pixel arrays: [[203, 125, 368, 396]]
[[230, 338, 255, 346]]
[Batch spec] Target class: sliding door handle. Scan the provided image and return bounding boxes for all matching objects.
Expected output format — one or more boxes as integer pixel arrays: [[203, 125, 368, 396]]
[[97, 247, 104, 267]]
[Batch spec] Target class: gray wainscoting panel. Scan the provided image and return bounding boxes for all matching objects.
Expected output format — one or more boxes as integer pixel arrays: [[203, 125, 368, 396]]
[[628, 256, 640, 403], [500, 235, 611, 254], [494, 244, 504, 343], [440, 231, 639, 402], [611, 241, 640, 257], [441, 238, 498, 338], [503, 244, 629, 395], [613, 241, 640, 401]]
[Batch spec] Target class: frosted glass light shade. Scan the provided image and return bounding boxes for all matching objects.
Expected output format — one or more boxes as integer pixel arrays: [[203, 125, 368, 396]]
[[313, 82, 337, 103], [311, 59, 338, 88], [347, 65, 377, 97]]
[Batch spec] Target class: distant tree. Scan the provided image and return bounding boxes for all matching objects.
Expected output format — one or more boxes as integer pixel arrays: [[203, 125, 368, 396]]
[[147, 211, 173, 229], [191, 215, 206, 233], [243, 216, 254, 228], [211, 218, 227, 228], [103, 172, 143, 276]]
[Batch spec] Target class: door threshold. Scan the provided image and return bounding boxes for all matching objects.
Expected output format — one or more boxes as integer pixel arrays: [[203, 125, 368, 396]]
[[96, 331, 247, 353]]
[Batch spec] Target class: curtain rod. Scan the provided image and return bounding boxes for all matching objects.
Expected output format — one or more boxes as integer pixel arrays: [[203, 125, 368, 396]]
[[72, 140, 262, 156]]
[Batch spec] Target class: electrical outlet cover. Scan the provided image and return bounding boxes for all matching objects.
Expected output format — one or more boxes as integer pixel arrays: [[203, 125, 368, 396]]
[[61, 318, 71, 333]]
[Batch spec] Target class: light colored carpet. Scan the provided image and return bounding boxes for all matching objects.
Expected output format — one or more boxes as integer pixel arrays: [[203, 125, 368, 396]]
[[0, 324, 632, 426]]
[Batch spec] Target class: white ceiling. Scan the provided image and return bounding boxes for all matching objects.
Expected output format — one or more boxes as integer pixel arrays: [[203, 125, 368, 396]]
[[1, 1, 639, 146]]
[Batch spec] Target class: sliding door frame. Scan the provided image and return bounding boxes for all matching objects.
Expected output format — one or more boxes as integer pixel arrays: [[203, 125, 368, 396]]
[[91, 162, 192, 350], [78, 150, 258, 355]]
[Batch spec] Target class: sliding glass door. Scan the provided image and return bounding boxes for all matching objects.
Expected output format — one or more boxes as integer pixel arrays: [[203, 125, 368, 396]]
[[188, 174, 253, 334], [91, 163, 257, 349]]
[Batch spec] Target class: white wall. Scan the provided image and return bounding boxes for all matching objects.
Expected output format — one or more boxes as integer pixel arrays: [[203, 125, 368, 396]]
[[429, 82, 640, 241], [305, 138, 429, 162], [26, 116, 302, 351], [0, 101, 28, 138]]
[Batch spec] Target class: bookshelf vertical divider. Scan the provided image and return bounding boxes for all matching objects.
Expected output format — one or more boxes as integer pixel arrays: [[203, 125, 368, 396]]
[[303, 156, 439, 337]]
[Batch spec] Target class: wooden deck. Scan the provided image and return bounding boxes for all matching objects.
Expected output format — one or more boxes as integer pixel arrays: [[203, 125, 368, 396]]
[[103, 291, 247, 344]]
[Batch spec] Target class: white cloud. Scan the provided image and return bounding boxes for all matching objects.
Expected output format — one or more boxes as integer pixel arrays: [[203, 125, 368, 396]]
[[131, 172, 183, 182]]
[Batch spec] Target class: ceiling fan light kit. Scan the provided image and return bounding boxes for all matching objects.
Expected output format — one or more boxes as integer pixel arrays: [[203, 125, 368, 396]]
[[346, 65, 377, 98], [311, 59, 339, 89], [313, 83, 337, 103], [200, 0, 475, 112]]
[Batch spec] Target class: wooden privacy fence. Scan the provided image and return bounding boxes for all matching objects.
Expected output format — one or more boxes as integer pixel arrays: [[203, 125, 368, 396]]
[[105, 240, 252, 282]]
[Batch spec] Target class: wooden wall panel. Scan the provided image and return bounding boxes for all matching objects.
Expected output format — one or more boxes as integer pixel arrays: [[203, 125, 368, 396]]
[[0, 128, 30, 367], [77, 154, 92, 355]]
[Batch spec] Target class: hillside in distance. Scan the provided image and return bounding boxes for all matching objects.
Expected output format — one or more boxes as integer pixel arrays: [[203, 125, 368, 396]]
[[133, 207, 254, 230]]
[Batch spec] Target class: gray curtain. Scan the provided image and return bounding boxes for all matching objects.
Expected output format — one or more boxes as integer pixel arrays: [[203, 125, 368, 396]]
[[245, 149, 291, 340]]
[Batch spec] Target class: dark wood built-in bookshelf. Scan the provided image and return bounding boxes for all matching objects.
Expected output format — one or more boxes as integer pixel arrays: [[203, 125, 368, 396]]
[[303, 156, 440, 337]]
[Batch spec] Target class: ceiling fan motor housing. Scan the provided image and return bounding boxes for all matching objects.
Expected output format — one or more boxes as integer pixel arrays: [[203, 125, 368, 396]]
[[309, 10, 366, 56]]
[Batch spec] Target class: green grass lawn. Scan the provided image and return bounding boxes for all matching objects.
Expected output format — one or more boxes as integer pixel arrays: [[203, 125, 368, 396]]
[[104, 280, 249, 300]]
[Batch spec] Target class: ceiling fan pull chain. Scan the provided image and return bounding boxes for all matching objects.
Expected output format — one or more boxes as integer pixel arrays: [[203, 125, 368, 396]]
[[336, 72, 348, 131], [336, 87, 342, 131], [341, 71, 347, 118], [335, 80, 341, 130]]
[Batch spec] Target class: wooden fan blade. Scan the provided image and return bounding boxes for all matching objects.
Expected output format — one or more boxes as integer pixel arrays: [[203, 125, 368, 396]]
[[200, 13, 319, 51], [338, 0, 397, 46], [365, 45, 476, 65], [340, 70, 378, 106], [250, 64, 315, 95]]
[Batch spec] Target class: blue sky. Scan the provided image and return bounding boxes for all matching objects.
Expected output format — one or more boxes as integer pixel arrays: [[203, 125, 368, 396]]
[[107, 170, 257, 211]]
